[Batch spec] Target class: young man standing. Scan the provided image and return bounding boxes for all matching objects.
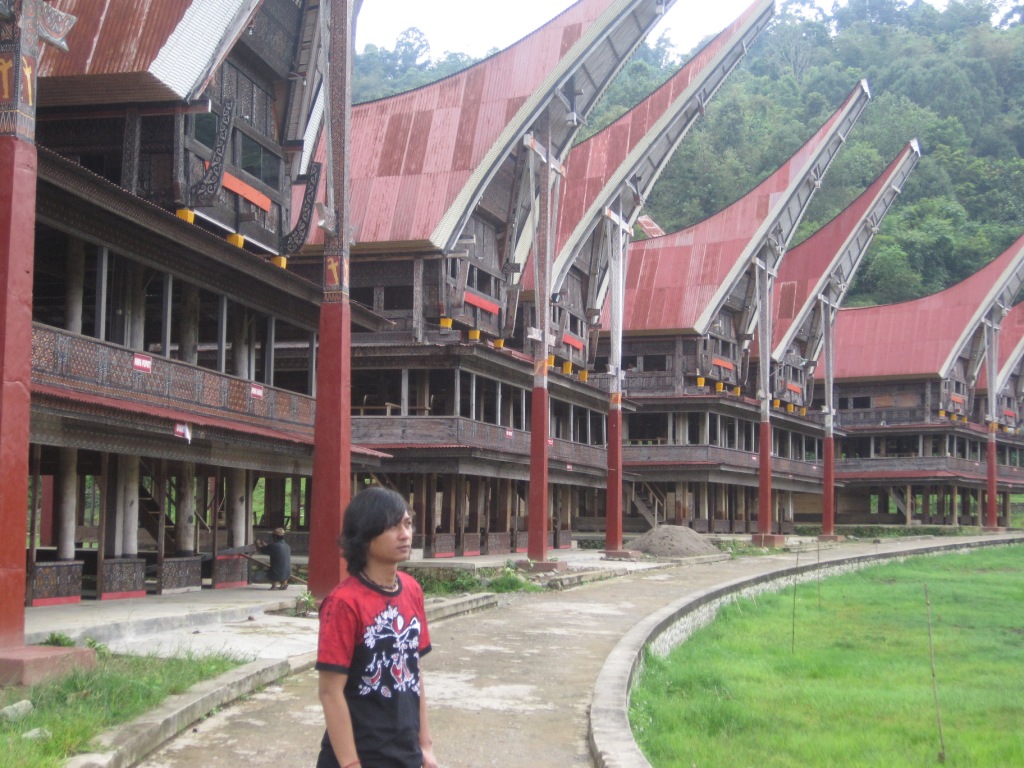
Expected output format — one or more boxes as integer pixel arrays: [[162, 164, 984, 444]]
[[315, 486, 438, 768]]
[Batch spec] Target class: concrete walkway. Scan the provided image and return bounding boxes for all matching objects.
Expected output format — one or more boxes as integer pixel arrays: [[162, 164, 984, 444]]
[[21, 534, 1022, 768]]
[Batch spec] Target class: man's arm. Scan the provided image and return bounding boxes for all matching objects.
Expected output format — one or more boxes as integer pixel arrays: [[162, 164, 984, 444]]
[[318, 670, 360, 766], [419, 674, 438, 768]]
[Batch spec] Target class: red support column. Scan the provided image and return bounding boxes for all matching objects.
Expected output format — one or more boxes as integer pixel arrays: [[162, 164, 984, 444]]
[[0, 137, 36, 649], [985, 425, 999, 530], [0, 2, 111, 684], [309, 300, 351, 596], [528, 376, 549, 563], [308, 0, 354, 598], [605, 400, 623, 553], [756, 420, 773, 535], [821, 434, 837, 538]]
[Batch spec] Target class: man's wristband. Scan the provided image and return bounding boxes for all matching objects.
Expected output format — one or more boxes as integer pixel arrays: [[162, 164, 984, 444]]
[[342, 761, 360, 768]]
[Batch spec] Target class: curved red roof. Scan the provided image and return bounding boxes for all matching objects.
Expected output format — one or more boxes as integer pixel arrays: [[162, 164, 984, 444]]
[[833, 232, 1024, 381], [548, 0, 773, 278], [616, 84, 864, 334], [771, 141, 921, 353], [299, 0, 623, 250]]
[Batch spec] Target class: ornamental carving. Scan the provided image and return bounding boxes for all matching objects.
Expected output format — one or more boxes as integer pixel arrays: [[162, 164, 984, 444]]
[[283, 161, 320, 254], [190, 98, 235, 206]]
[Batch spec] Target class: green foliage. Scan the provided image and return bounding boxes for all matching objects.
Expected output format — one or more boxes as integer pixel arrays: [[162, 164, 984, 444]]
[[792, 524, 983, 538], [631, 546, 1024, 767], [39, 632, 74, 648], [405, 564, 537, 595], [294, 590, 318, 617], [0, 651, 245, 768], [84, 638, 111, 661], [713, 539, 776, 557], [354, 27, 481, 103]]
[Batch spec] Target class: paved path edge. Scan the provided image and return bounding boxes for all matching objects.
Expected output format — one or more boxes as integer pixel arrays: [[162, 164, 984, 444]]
[[62, 593, 498, 768], [588, 536, 1024, 768]]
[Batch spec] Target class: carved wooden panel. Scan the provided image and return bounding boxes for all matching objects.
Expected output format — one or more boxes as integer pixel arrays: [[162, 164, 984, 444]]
[[428, 533, 456, 558], [100, 558, 145, 595], [159, 556, 202, 592], [460, 533, 481, 555], [483, 532, 510, 555], [29, 561, 83, 602], [214, 555, 248, 585]]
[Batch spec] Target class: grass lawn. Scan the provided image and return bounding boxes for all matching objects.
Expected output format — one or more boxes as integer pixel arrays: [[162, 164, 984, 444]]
[[0, 649, 245, 768], [630, 545, 1024, 768]]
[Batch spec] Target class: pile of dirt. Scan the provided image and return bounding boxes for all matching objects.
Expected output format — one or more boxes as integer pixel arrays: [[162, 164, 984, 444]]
[[625, 525, 721, 558]]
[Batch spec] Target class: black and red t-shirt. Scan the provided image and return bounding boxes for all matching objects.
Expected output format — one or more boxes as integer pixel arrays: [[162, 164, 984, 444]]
[[316, 571, 431, 768]]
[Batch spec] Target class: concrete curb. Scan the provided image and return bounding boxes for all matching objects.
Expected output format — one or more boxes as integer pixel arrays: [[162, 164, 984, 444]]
[[28, 598, 297, 647], [62, 593, 497, 768], [65, 658, 291, 768], [588, 536, 1024, 768]]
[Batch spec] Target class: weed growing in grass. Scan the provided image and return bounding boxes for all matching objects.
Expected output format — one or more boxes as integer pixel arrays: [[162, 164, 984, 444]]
[[713, 539, 774, 558], [39, 632, 74, 648], [0, 650, 246, 768], [630, 545, 1024, 768], [293, 589, 318, 617]]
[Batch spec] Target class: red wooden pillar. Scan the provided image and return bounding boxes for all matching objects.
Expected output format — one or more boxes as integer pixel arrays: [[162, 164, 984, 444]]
[[528, 376, 549, 562], [309, 301, 351, 596], [756, 419, 772, 536], [605, 401, 623, 552], [821, 434, 836, 536], [309, 0, 354, 598], [985, 424, 998, 529], [0, 136, 36, 648]]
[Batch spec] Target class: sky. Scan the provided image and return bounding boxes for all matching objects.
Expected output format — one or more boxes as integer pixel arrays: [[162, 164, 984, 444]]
[[355, 0, 772, 60], [355, 0, 956, 61]]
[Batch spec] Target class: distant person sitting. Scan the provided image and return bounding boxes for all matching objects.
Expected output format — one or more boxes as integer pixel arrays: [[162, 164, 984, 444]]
[[255, 527, 292, 590]]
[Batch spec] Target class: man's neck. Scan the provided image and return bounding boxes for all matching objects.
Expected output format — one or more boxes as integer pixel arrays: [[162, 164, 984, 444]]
[[363, 560, 398, 587]]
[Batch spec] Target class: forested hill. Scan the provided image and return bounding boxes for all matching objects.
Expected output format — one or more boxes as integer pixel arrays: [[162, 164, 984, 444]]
[[354, 0, 1024, 307]]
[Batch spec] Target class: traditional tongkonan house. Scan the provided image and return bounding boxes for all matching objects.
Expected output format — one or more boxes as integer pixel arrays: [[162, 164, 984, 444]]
[[23, 0, 415, 607], [764, 140, 921, 536], [527, 0, 775, 548], [829, 232, 1024, 527], [598, 81, 871, 540], [290, 0, 686, 563]]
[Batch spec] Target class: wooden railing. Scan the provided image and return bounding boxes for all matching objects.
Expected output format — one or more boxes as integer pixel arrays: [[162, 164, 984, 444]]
[[835, 407, 930, 426], [32, 324, 315, 438], [622, 443, 822, 480], [836, 455, 1024, 481], [350, 417, 608, 471]]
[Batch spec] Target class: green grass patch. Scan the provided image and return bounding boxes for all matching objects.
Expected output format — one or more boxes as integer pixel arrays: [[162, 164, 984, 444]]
[[713, 539, 776, 557], [0, 650, 246, 768], [793, 524, 985, 538], [405, 564, 539, 595], [630, 545, 1024, 768]]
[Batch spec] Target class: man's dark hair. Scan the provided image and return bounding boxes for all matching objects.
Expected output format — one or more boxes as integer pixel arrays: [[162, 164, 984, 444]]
[[340, 486, 409, 575]]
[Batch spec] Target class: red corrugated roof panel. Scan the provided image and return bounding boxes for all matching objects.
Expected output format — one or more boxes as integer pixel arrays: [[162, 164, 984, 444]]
[[833, 232, 1024, 381], [300, 0, 620, 249], [552, 1, 767, 263], [614, 90, 855, 334], [40, 0, 253, 105], [770, 142, 921, 351], [41, 0, 191, 77]]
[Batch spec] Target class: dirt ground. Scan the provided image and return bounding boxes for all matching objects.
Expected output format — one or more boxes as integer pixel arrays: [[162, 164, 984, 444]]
[[625, 524, 721, 558]]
